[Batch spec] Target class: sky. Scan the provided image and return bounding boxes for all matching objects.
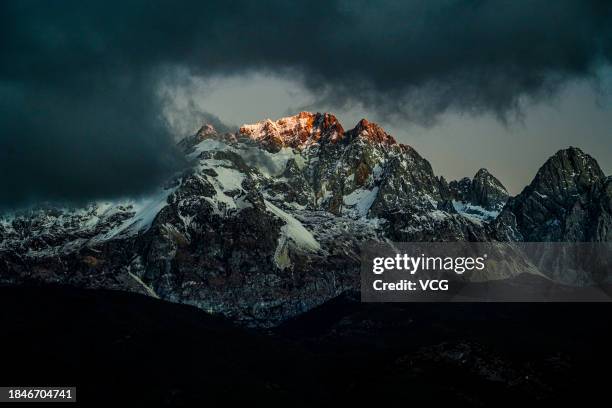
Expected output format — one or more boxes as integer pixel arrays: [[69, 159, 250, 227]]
[[1, 0, 612, 207]]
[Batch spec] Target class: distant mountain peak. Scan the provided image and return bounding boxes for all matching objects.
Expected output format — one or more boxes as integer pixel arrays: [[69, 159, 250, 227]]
[[532, 146, 604, 191], [474, 168, 492, 178], [348, 118, 397, 145], [448, 168, 509, 213], [494, 146, 611, 245], [196, 123, 217, 137], [238, 111, 344, 151]]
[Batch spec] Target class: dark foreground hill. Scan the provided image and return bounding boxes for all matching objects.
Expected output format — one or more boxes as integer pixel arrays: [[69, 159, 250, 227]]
[[1, 285, 611, 406]]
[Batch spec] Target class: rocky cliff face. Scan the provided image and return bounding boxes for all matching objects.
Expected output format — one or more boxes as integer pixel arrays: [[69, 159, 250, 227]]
[[494, 147, 611, 242], [449, 168, 509, 211], [238, 111, 345, 151], [446, 168, 509, 222], [0, 114, 609, 326], [491, 147, 612, 285]]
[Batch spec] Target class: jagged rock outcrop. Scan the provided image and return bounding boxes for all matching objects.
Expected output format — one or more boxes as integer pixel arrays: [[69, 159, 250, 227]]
[[446, 168, 509, 222], [494, 147, 611, 242], [492, 147, 612, 285], [448, 169, 509, 209], [468, 168, 509, 210], [448, 177, 473, 202], [238, 111, 344, 152]]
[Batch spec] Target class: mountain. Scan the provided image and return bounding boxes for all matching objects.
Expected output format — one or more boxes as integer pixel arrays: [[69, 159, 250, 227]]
[[446, 168, 509, 222], [494, 147, 612, 242], [491, 147, 612, 285], [0, 113, 609, 326]]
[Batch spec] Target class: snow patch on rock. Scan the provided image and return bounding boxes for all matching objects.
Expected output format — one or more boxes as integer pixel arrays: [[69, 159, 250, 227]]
[[265, 200, 320, 270], [343, 187, 379, 218], [453, 200, 500, 223]]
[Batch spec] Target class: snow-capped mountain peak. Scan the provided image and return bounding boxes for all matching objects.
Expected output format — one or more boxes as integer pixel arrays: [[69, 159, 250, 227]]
[[239, 111, 344, 151], [347, 118, 397, 145]]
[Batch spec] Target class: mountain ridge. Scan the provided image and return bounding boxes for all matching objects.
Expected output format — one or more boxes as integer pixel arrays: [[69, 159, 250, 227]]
[[1, 112, 610, 326]]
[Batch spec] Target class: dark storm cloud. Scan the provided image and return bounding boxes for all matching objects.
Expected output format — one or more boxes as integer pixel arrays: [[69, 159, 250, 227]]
[[1, 0, 611, 207]]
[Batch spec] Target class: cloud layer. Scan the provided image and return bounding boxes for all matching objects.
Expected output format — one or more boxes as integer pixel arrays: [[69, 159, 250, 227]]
[[1, 0, 611, 207]]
